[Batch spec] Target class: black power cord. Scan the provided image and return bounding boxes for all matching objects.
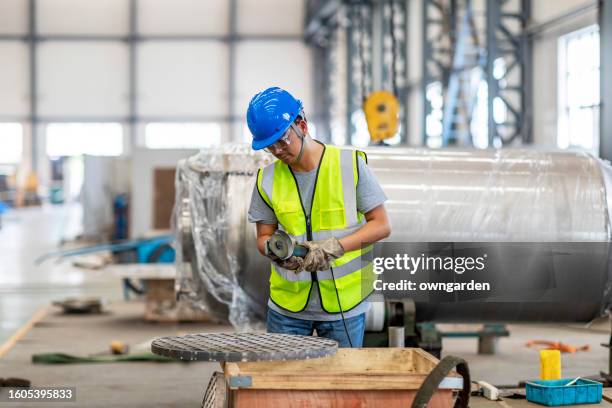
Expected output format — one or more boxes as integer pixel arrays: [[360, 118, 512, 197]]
[[330, 266, 354, 348]]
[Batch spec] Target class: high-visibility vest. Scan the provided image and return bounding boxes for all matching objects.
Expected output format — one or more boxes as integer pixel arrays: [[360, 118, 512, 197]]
[[256, 143, 375, 313]]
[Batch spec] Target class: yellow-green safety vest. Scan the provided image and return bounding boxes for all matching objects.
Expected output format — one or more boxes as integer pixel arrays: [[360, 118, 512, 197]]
[[256, 143, 375, 314]]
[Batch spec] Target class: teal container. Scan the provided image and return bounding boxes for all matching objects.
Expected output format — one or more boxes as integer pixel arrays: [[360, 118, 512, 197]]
[[526, 378, 603, 406]]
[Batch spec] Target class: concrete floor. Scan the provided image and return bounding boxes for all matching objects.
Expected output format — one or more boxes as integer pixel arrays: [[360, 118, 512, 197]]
[[2, 301, 228, 408], [1, 205, 611, 406], [439, 320, 610, 385], [0, 204, 119, 345]]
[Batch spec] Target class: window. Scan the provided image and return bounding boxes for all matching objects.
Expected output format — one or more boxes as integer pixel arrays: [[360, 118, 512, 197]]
[[145, 123, 221, 149], [0, 123, 23, 163], [471, 75, 489, 149], [351, 110, 371, 148], [425, 81, 443, 148], [46, 123, 123, 157], [558, 25, 600, 154]]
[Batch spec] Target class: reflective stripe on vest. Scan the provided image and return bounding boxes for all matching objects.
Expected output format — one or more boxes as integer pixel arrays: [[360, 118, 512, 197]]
[[257, 144, 374, 313]]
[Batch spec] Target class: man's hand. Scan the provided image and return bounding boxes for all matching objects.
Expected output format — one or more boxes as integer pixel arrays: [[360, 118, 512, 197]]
[[301, 238, 345, 272], [275, 256, 305, 272], [264, 237, 304, 272]]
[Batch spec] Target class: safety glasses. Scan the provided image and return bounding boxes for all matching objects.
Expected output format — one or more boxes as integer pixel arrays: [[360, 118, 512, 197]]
[[264, 127, 293, 154]]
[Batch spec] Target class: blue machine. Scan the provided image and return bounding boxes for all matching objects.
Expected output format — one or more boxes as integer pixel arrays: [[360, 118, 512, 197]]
[[35, 235, 176, 300], [0, 200, 8, 230]]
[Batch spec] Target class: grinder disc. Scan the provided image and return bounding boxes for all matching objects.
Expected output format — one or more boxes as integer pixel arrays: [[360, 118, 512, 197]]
[[268, 230, 295, 260]]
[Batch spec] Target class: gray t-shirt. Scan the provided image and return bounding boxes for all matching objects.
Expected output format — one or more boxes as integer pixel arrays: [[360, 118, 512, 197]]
[[248, 155, 387, 321]]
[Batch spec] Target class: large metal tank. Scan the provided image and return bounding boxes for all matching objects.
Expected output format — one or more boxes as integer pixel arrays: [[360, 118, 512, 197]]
[[173, 145, 612, 329]]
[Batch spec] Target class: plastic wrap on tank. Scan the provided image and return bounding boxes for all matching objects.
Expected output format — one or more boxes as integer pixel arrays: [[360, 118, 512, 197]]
[[596, 157, 612, 315], [174, 145, 612, 327], [368, 148, 612, 322], [172, 144, 273, 330], [365, 148, 611, 242]]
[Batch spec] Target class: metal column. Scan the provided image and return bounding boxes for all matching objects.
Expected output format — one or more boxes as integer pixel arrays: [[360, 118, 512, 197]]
[[346, 2, 359, 144], [486, 0, 532, 146], [441, 0, 486, 146], [28, 0, 38, 173], [304, 0, 343, 143], [228, 0, 238, 142], [128, 0, 137, 149], [422, 0, 455, 146], [600, 0, 612, 161], [346, 0, 373, 145], [382, 0, 408, 144]]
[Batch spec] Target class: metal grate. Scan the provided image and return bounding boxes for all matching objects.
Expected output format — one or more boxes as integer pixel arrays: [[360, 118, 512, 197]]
[[151, 332, 338, 362], [201, 372, 227, 408]]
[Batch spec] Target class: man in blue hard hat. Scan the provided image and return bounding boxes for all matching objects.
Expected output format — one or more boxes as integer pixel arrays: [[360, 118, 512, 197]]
[[247, 86, 390, 347]]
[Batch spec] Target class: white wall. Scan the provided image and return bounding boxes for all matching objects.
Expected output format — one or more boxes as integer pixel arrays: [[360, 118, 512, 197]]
[[137, 0, 229, 35], [37, 0, 129, 35], [0, 0, 312, 167], [0, 42, 29, 117], [234, 41, 314, 121], [37, 42, 130, 117], [0, 0, 28, 35], [137, 41, 229, 118]]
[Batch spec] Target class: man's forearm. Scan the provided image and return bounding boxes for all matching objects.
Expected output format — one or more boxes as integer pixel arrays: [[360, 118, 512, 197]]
[[338, 219, 391, 252], [257, 234, 273, 255], [256, 223, 278, 255]]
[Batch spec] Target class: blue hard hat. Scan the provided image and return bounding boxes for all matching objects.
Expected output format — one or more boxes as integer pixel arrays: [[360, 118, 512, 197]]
[[247, 87, 303, 150]]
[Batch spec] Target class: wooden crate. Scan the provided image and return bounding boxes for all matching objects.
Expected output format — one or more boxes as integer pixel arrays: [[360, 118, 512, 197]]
[[222, 348, 461, 408]]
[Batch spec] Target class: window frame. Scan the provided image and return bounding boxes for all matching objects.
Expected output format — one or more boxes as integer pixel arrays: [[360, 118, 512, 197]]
[[557, 24, 600, 154]]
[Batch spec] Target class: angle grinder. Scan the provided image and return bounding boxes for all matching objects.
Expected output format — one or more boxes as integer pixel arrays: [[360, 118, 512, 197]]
[[268, 230, 309, 260]]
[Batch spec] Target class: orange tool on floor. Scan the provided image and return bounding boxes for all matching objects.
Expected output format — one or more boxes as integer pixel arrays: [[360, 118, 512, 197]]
[[525, 340, 590, 353]]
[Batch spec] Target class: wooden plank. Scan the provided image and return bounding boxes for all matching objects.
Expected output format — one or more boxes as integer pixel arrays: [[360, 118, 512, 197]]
[[231, 389, 453, 408], [237, 373, 431, 390], [225, 348, 460, 391], [232, 348, 416, 375]]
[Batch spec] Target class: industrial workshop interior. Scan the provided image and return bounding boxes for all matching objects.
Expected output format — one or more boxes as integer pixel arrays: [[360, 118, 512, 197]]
[[1, 0, 612, 406]]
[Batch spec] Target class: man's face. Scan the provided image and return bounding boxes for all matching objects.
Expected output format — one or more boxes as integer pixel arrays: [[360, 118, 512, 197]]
[[266, 120, 307, 164]]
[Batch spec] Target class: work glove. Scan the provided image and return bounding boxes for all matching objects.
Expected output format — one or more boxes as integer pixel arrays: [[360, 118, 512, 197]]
[[274, 256, 305, 273], [264, 238, 305, 273], [301, 238, 345, 273]]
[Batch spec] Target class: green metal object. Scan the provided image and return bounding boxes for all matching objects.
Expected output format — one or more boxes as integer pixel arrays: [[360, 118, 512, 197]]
[[32, 352, 173, 364], [440, 324, 509, 338]]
